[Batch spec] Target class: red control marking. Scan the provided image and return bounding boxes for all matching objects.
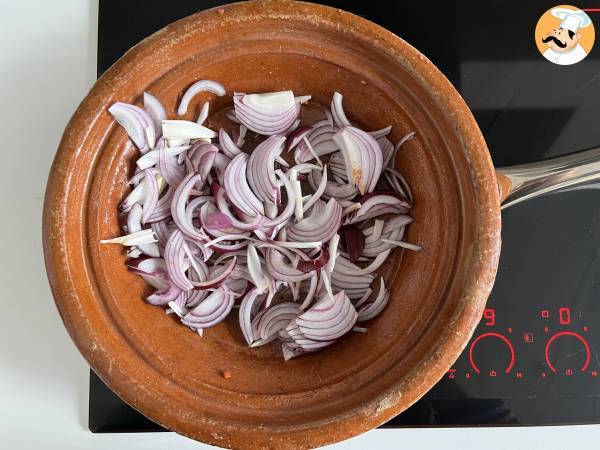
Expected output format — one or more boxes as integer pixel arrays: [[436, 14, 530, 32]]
[[559, 307, 571, 325], [469, 332, 515, 374], [544, 331, 591, 373], [524, 332, 534, 343], [483, 308, 495, 326], [541, 310, 549, 318]]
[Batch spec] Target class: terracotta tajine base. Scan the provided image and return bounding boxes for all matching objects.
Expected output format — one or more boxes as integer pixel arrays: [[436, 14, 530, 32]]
[[43, 1, 501, 448]]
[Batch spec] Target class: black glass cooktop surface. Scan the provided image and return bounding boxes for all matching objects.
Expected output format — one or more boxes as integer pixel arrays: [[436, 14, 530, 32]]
[[91, 0, 600, 432]]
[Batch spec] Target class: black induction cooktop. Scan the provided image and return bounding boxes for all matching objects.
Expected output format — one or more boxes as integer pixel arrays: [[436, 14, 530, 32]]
[[90, 0, 600, 432]]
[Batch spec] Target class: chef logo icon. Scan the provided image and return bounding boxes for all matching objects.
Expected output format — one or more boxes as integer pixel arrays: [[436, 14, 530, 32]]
[[535, 5, 595, 65]]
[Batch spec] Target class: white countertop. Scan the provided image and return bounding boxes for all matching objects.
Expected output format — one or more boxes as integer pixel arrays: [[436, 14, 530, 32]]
[[2, 1, 599, 448]]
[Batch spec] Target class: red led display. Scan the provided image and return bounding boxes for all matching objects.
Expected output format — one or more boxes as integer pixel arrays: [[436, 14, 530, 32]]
[[483, 308, 495, 326], [559, 307, 571, 325]]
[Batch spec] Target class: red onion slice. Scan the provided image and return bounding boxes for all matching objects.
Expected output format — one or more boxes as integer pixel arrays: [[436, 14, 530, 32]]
[[177, 79, 226, 116], [285, 126, 312, 152], [239, 289, 262, 345], [171, 173, 209, 241], [256, 302, 301, 341], [100, 229, 156, 246], [307, 169, 357, 201], [247, 135, 285, 206], [143, 92, 167, 134], [345, 191, 411, 224], [330, 92, 351, 127], [369, 125, 392, 140], [196, 101, 210, 125], [287, 198, 342, 243], [333, 126, 383, 195], [357, 278, 389, 321], [162, 120, 216, 140], [109, 102, 155, 152], [224, 153, 265, 217], [339, 224, 365, 263], [191, 257, 237, 290], [234, 91, 302, 136], [383, 131, 416, 168], [247, 243, 269, 293], [265, 248, 313, 282], [219, 128, 243, 158], [141, 169, 159, 224], [182, 287, 233, 329], [294, 120, 338, 163], [293, 290, 357, 342]]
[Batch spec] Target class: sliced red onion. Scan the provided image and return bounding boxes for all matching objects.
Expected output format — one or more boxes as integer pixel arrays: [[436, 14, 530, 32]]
[[127, 257, 169, 290], [247, 243, 269, 293], [265, 248, 313, 282], [141, 169, 159, 224], [307, 169, 357, 201], [182, 287, 234, 329], [136, 145, 190, 170], [219, 128, 243, 158], [333, 126, 383, 195], [293, 290, 357, 341], [158, 141, 185, 187], [146, 284, 181, 306], [285, 126, 312, 152], [353, 287, 374, 309], [147, 185, 174, 223], [162, 120, 216, 140], [127, 203, 160, 257], [234, 91, 301, 136], [171, 173, 208, 241], [369, 125, 392, 140], [236, 124, 247, 147], [143, 92, 167, 134], [239, 289, 262, 345], [357, 278, 389, 321], [339, 224, 365, 263], [330, 91, 351, 127], [191, 257, 237, 290], [177, 80, 226, 116], [294, 120, 338, 163], [214, 187, 264, 232], [380, 239, 422, 251], [385, 167, 413, 204], [189, 142, 217, 182], [256, 302, 301, 341], [100, 229, 156, 246], [109, 102, 154, 152], [287, 198, 342, 243], [296, 249, 330, 273], [377, 136, 394, 168], [164, 230, 193, 290], [196, 101, 210, 125], [150, 219, 172, 247], [302, 165, 327, 213], [384, 131, 416, 168], [346, 191, 411, 224], [224, 153, 265, 217], [247, 135, 285, 206]]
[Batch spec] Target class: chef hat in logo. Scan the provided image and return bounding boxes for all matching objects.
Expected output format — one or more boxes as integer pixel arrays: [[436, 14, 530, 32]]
[[551, 7, 592, 33]]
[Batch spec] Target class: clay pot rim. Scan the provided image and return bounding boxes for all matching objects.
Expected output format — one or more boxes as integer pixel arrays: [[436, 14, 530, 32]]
[[43, 1, 501, 448]]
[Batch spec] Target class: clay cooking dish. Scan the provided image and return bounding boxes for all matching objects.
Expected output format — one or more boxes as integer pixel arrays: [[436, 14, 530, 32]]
[[43, 1, 501, 448]]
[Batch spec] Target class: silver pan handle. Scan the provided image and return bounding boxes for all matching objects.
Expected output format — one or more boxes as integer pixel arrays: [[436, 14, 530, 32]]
[[496, 146, 600, 209]]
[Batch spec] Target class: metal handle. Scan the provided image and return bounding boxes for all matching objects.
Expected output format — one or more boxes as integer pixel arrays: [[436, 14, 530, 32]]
[[496, 146, 600, 209]]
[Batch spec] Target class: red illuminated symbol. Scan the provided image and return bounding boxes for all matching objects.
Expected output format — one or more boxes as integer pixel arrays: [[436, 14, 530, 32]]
[[592, 370, 598, 377], [541, 372, 547, 378], [465, 373, 471, 379], [559, 307, 571, 325], [448, 368, 456, 379], [468, 333, 515, 374], [516, 372, 523, 378], [489, 370, 497, 377], [541, 310, 550, 318], [483, 308, 495, 326], [584, 326, 589, 332], [565, 368, 573, 376], [507, 327, 513, 333], [545, 331, 591, 373], [544, 326, 549, 333], [524, 332, 534, 343]]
